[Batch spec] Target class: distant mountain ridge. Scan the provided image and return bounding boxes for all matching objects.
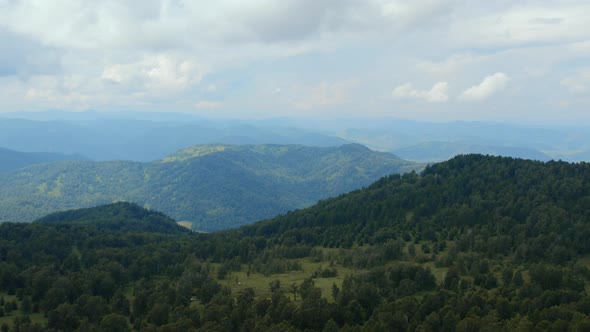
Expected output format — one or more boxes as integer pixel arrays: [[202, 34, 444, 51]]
[[3, 113, 590, 162], [0, 143, 421, 231], [0, 146, 87, 173], [333, 119, 590, 162], [0, 118, 349, 161], [392, 141, 552, 162]]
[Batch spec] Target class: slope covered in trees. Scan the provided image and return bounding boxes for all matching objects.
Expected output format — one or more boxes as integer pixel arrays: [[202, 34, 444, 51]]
[[2, 155, 590, 331], [237, 154, 590, 252], [34, 202, 191, 235], [0, 144, 420, 231]]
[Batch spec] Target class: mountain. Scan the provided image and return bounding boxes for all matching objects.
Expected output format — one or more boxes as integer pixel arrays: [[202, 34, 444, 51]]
[[549, 148, 590, 162], [4, 115, 590, 163], [0, 143, 421, 230], [331, 119, 590, 161], [2, 154, 590, 331], [4, 113, 590, 162], [234, 154, 590, 248], [0, 146, 87, 173], [35, 202, 191, 234], [0, 118, 348, 161], [392, 141, 552, 162]]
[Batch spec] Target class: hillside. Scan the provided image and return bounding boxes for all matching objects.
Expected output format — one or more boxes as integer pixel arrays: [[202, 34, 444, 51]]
[[0, 146, 86, 173], [392, 141, 552, 162], [0, 144, 421, 230], [234, 154, 590, 250], [2, 155, 590, 331], [34, 202, 191, 234]]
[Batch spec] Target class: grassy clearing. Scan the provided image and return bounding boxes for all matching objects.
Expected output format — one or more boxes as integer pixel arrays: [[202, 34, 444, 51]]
[[577, 255, 590, 269], [213, 242, 455, 302], [0, 293, 47, 328], [422, 261, 449, 285], [577, 255, 590, 295], [0, 241, 458, 328], [215, 258, 361, 302]]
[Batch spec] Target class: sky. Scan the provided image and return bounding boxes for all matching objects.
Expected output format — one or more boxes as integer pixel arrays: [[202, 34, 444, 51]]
[[0, 0, 589, 124]]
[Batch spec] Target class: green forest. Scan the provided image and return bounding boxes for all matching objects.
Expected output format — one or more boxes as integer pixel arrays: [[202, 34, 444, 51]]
[[2, 154, 590, 331], [0, 144, 419, 231]]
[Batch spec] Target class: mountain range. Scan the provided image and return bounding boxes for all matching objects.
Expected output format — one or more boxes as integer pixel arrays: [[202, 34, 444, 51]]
[[329, 119, 590, 162], [3, 114, 590, 163], [2, 154, 590, 331], [0, 146, 86, 173], [392, 141, 552, 162], [0, 118, 348, 162], [0, 143, 420, 231]]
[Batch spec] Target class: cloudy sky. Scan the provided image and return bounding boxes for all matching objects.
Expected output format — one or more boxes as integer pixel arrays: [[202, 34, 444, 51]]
[[0, 0, 589, 124]]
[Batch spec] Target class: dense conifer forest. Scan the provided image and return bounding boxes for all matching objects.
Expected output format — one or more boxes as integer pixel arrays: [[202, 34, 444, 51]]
[[2, 154, 590, 331]]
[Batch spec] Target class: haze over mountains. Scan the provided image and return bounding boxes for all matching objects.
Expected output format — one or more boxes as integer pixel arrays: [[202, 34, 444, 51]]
[[329, 119, 590, 162], [2, 112, 589, 164], [0, 143, 420, 231], [2, 111, 590, 232], [0, 146, 87, 173], [392, 141, 552, 163], [0, 116, 347, 162]]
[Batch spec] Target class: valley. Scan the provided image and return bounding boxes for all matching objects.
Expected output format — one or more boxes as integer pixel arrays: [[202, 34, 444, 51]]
[[0, 143, 421, 231]]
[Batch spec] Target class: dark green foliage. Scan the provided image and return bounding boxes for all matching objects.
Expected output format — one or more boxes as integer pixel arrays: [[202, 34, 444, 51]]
[[34, 201, 190, 234], [1, 155, 590, 330], [47, 303, 80, 331], [230, 155, 590, 261], [0, 144, 420, 231], [100, 313, 130, 332]]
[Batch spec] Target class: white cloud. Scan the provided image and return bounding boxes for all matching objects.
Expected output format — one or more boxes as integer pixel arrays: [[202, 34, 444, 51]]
[[21, 75, 95, 110], [417, 54, 477, 77], [0, 0, 454, 52], [460, 73, 510, 101], [0, 1, 590, 122], [561, 70, 590, 94], [101, 53, 205, 94], [392, 82, 449, 103], [292, 80, 357, 110], [195, 100, 223, 109], [449, 4, 590, 49]]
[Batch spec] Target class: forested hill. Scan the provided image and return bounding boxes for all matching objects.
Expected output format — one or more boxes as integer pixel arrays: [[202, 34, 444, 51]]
[[34, 202, 190, 234], [234, 154, 590, 255], [0, 147, 86, 173], [3, 155, 590, 331], [0, 143, 420, 230]]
